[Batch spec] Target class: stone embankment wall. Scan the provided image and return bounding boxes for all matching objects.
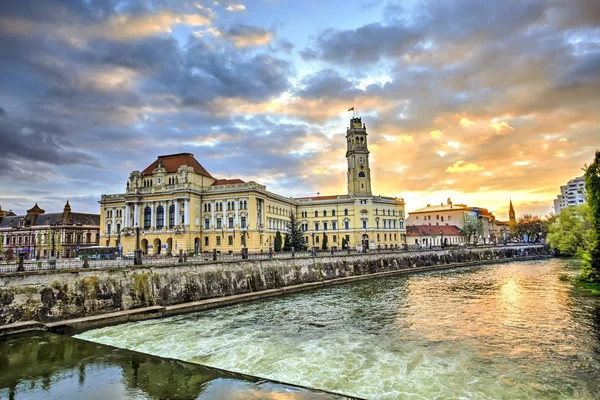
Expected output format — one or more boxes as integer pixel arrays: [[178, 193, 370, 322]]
[[0, 246, 549, 326]]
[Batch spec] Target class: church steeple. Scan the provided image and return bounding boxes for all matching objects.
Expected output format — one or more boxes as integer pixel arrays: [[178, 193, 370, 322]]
[[346, 117, 372, 196], [509, 199, 516, 222]]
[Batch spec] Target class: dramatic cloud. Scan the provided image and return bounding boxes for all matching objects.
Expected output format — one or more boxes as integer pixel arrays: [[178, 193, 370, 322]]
[[0, 0, 598, 220]]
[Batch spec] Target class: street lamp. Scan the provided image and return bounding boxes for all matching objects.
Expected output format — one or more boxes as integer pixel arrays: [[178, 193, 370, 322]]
[[440, 230, 444, 249], [134, 224, 142, 265]]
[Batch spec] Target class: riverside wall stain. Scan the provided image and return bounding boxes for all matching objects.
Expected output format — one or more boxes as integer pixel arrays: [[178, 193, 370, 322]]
[[0, 246, 549, 325]]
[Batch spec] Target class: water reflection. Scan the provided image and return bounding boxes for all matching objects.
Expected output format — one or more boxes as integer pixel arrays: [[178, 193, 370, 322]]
[[77, 259, 600, 399], [0, 333, 353, 400]]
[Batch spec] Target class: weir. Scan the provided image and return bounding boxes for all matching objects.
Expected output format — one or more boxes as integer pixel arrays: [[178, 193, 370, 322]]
[[0, 245, 549, 336]]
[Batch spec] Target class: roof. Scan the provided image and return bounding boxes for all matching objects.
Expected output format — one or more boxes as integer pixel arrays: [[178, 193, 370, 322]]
[[295, 195, 345, 201], [409, 204, 467, 213], [142, 153, 214, 178], [0, 212, 100, 229], [406, 225, 462, 236], [26, 203, 45, 214], [211, 178, 245, 186]]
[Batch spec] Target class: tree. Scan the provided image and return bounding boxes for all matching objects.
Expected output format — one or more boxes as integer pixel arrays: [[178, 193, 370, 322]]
[[341, 236, 348, 249], [510, 214, 549, 243], [547, 205, 592, 256], [286, 213, 305, 251], [583, 150, 600, 282], [321, 233, 328, 250], [0, 233, 3, 256], [274, 231, 282, 252], [283, 234, 291, 251], [4, 246, 14, 263], [461, 218, 481, 244]]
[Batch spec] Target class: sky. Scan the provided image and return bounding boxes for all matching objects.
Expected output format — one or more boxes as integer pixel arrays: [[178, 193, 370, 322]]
[[0, 0, 598, 220]]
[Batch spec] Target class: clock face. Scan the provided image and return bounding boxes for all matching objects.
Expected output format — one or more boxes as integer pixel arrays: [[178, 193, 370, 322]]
[[358, 157, 365, 165]]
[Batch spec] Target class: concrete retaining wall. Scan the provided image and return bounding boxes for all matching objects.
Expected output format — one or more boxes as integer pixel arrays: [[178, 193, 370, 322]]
[[0, 246, 549, 328]]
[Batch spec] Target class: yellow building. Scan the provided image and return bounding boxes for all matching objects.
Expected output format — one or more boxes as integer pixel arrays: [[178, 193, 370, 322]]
[[99, 117, 406, 255]]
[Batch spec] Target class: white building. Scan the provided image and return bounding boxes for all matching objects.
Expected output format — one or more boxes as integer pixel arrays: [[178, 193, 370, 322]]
[[553, 176, 586, 213]]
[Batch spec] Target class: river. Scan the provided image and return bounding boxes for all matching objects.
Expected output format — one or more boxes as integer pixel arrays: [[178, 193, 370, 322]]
[[75, 259, 600, 399]]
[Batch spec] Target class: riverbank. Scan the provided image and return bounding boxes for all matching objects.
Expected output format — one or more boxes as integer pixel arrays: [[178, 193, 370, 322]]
[[0, 245, 549, 337]]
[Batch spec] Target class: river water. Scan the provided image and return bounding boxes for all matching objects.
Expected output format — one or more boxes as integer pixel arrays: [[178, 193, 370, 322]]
[[76, 259, 600, 399]]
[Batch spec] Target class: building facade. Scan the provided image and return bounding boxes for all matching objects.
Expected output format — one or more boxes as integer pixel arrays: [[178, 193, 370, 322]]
[[99, 118, 407, 255], [407, 198, 497, 244], [553, 176, 586, 213], [0, 202, 100, 259], [406, 225, 465, 247]]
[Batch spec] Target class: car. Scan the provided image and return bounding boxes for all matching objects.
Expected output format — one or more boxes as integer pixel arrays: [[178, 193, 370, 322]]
[[123, 252, 136, 259]]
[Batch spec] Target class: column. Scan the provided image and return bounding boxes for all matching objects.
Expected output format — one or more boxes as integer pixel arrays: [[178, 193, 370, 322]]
[[134, 203, 139, 227], [235, 198, 239, 226], [150, 202, 155, 229], [174, 200, 180, 226], [184, 199, 190, 226], [125, 203, 130, 228], [211, 201, 215, 228]]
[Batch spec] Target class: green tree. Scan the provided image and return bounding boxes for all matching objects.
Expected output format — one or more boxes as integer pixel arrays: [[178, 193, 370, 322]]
[[321, 233, 328, 250], [285, 213, 305, 251], [0, 233, 3, 256], [341, 236, 348, 249], [274, 231, 282, 252], [461, 217, 481, 244], [283, 234, 291, 251], [583, 150, 600, 282], [547, 205, 592, 256], [510, 214, 548, 243]]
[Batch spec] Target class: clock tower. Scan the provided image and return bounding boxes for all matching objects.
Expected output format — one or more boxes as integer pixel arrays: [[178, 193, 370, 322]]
[[346, 117, 372, 196]]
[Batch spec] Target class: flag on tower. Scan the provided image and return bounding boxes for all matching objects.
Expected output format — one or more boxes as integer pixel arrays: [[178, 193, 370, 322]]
[[347, 107, 354, 111]]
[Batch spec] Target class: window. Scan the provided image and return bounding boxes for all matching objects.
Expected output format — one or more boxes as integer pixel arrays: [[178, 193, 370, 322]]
[[205, 219, 210, 229], [143, 207, 151, 229], [323, 210, 327, 217], [156, 206, 164, 229], [375, 209, 378, 215], [228, 236, 233, 246], [344, 209, 348, 216], [333, 235, 337, 243], [384, 234, 387, 241], [362, 220, 367, 229], [314, 222, 320, 231], [228, 217, 234, 229], [169, 205, 175, 228], [217, 236, 221, 246], [332, 209, 336, 216], [358, 172, 365, 177], [323, 222, 328, 231], [399, 220, 404, 229], [205, 237, 209, 246], [377, 234, 380, 241], [107, 223, 112, 235], [316, 236, 320, 244], [241, 216, 247, 229], [345, 234, 350, 243], [315, 210, 318, 217], [344, 220, 349, 229], [86, 233, 91, 243], [216, 218, 222, 229], [332, 221, 337, 230]]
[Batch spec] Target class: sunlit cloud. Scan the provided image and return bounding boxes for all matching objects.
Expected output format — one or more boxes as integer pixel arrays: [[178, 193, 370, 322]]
[[446, 161, 484, 173], [459, 117, 475, 127], [513, 161, 532, 166], [429, 130, 442, 138], [226, 5, 246, 12], [490, 121, 514, 134], [556, 150, 566, 157]]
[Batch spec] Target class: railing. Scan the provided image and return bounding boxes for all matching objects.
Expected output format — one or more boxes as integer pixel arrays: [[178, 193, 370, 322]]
[[0, 242, 543, 273]]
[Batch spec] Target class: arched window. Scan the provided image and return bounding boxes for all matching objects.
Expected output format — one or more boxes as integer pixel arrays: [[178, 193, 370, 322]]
[[169, 205, 175, 228], [156, 206, 164, 229], [332, 209, 335, 216], [344, 220, 350, 229], [314, 210, 318, 217], [143, 207, 151, 229], [358, 172, 365, 177], [344, 209, 348, 216], [323, 210, 327, 217]]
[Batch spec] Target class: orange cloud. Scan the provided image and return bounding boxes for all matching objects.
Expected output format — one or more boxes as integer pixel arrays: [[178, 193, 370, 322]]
[[490, 121, 514, 134], [429, 130, 442, 138], [459, 117, 475, 127], [446, 160, 484, 173]]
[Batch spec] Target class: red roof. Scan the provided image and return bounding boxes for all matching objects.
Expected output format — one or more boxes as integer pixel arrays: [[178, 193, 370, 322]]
[[142, 153, 214, 178], [211, 179, 245, 186], [406, 225, 462, 236]]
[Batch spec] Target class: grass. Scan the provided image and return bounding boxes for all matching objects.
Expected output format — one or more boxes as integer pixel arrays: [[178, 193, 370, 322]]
[[574, 278, 600, 296]]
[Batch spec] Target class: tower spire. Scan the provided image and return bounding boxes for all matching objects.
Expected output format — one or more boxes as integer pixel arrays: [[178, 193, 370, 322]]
[[509, 199, 516, 222]]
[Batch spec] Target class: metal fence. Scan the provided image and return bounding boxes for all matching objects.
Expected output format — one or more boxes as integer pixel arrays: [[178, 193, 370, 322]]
[[0, 242, 540, 273]]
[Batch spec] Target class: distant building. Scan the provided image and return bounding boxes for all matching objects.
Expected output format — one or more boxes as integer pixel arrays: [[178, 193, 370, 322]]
[[553, 176, 586, 213], [406, 225, 464, 247], [407, 198, 497, 244], [0, 205, 16, 218], [0, 201, 100, 259]]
